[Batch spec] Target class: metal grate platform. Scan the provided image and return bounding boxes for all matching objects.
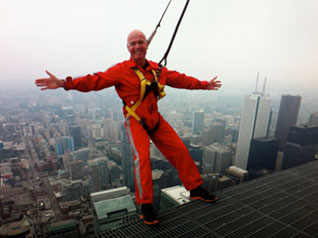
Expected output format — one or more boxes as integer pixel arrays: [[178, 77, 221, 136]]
[[96, 161, 318, 238]]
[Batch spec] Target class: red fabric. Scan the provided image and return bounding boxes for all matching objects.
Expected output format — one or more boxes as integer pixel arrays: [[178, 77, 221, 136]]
[[64, 57, 207, 204], [64, 58, 208, 131], [125, 115, 203, 205]]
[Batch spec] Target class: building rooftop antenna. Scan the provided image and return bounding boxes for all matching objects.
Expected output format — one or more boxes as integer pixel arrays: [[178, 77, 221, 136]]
[[254, 72, 260, 94], [262, 76, 267, 94]]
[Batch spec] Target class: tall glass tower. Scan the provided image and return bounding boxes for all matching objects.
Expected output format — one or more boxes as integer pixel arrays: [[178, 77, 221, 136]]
[[193, 111, 205, 135], [274, 95, 301, 151], [56, 136, 75, 155], [235, 93, 272, 170]]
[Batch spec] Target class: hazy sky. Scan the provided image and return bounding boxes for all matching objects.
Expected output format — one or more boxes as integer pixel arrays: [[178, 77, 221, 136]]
[[1, 0, 317, 97]]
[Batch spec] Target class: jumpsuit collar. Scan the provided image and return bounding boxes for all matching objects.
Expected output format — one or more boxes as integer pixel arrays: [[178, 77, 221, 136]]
[[127, 58, 158, 72]]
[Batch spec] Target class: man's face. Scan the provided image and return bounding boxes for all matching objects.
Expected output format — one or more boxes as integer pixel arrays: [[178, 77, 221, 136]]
[[127, 31, 148, 64]]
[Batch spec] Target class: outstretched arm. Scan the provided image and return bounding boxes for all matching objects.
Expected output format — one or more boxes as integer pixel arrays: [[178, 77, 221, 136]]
[[165, 69, 221, 90], [207, 76, 222, 90], [35, 70, 65, 90]]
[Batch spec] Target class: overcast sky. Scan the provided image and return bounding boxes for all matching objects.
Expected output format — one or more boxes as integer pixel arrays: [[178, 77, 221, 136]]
[[1, 0, 317, 98]]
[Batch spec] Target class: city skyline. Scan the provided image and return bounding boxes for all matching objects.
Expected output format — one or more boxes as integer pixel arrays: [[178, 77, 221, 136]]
[[1, 83, 317, 236]]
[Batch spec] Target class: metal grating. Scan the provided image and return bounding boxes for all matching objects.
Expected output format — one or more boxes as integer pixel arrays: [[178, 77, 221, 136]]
[[95, 161, 318, 238]]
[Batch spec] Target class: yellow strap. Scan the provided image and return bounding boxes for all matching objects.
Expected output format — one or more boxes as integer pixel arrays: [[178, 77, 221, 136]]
[[125, 67, 166, 122], [125, 67, 151, 121], [125, 105, 142, 121]]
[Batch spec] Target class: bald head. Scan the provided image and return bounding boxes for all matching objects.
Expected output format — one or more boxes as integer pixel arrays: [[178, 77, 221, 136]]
[[127, 30, 147, 45], [127, 30, 148, 67]]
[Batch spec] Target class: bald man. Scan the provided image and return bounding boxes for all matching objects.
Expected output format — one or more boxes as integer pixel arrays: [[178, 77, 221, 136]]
[[35, 29, 221, 225]]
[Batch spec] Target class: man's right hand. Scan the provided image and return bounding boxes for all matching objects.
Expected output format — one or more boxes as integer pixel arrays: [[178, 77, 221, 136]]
[[35, 70, 65, 90]]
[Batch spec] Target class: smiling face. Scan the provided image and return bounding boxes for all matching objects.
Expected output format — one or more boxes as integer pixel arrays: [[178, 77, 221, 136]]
[[127, 30, 148, 67]]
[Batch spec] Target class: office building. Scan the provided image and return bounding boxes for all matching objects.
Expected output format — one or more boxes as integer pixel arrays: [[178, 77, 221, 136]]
[[160, 186, 190, 211], [309, 112, 318, 126], [225, 166, 248, 184], [235, 93, 272, 169], [121, 124, 135, 192], [275, 95, 301, 151], [202, 122, 225, 145], [87, 157, 109, 193], [282, 125, 318, 169], [46, 219, 80, 237], [69, 125, 82, 148], [69, 160, 83, 180], [203, 144, 232, 174], [248, 137, 280, 171], [91, 187, 136, 233], [189, 144, 203, 173], [193, 111, 204, 135], [56, 136, 74, 155]]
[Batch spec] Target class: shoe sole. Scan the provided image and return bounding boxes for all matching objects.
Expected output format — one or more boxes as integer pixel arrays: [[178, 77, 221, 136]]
[[139, 214, 159, 225], [190, 196, 218, 203]]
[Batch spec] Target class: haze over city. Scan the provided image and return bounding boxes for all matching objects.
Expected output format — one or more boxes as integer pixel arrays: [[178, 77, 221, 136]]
[[1, 0, 317, 98]]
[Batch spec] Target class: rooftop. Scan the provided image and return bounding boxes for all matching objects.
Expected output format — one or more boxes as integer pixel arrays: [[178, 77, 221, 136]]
[[96, 160, 318, 238]]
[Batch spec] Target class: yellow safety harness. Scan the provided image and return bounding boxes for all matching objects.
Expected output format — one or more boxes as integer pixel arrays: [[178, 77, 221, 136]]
[[125, 67, 166, 131]]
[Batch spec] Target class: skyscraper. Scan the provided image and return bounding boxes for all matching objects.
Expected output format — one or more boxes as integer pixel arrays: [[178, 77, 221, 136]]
[[275, 95, 301, 151], [282, 125, 318, 169], [69, 160, 83, 180], [120, 125, 135, 192], [69, 125, 82, 148], [56, 136, 75, 155], [235, 93, 272, 170], [202, 144, 232, 174], [193, 111, 204, 135], [88, 157, 109, 192], [248, 137, 280, 171]]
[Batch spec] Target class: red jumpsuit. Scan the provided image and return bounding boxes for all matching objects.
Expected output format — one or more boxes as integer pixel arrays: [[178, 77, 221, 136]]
[[64, 58, 209, 205]]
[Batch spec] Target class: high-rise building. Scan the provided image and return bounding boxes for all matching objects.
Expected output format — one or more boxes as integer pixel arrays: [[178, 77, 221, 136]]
[[121, 125, 135, 192], [189, 144, 203, 173], [69, 125, 82, 148], [247, 137, 280, 171], [202, 122, 225, 146], [72, 147, 90, 164], [282, 125, 318, 169], [56, 136, 74, 155], [202, 144, 232, 174], [193, 111, 204, 135], [87, 157, 109, 192], [69, 160, 83, 180], [309, 112, 318, 126], [274, 95, 301, 151], [235, 93, 272, 169]]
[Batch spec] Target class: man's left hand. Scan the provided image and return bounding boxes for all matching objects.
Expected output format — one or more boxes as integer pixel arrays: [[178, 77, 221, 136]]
[[207, 76, 222, 90]]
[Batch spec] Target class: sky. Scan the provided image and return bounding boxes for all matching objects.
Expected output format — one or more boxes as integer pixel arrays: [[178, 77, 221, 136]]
[[1, 0, 317, 98]]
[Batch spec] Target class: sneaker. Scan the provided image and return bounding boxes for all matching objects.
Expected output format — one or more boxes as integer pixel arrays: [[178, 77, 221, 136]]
[[190, 186, 218, 203], [139, 204, 159, 225]]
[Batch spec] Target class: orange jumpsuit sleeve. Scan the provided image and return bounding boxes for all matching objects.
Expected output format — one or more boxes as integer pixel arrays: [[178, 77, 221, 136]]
[[63, 66, 121, 92], [165, 69, 208, 89]]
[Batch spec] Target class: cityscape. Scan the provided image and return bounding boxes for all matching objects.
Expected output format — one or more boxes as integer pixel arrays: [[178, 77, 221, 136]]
[[0, 83, 317, 237]]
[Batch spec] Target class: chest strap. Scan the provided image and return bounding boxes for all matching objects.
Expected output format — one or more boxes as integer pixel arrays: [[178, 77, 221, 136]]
[[125, 67, 165, 125]]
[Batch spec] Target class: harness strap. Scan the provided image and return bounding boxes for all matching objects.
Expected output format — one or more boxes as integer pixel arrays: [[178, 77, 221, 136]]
[[125, 67, 165, 132]]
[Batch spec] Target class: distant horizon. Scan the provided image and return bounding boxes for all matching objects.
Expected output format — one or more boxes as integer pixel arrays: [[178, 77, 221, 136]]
[[1, 0, 317, 102]]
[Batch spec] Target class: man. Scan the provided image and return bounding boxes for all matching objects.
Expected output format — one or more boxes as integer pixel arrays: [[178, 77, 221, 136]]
[[35, 29, 222, 225]]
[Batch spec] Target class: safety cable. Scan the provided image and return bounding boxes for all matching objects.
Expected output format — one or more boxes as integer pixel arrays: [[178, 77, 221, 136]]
[[147, 0, 172, 46], [157, 0, 191, 77]]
